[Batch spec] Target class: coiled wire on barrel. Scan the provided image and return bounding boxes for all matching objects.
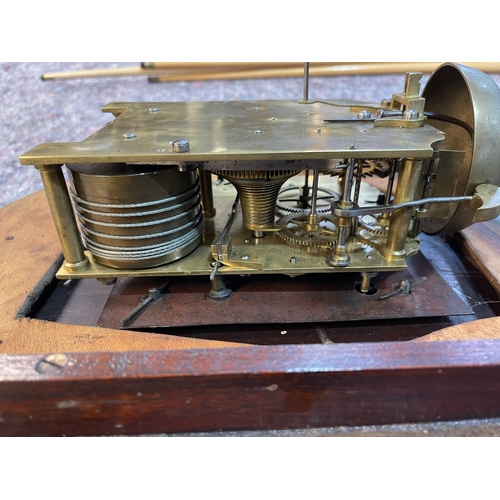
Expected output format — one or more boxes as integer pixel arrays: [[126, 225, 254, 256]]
[[67, 165, 204, 269]]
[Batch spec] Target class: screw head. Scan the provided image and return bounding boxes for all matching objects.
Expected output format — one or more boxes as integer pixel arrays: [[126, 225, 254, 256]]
[[172, 138, 190, 153], [45, 353, 68, 367], [36, 353, 69, 374], [403, 109, 419, 120], [357, 110, 372, 120], [253, 130, 263, 135], [149, 107, 159, 113], [123, 133, 136, 139], [241, 254, 250, 260], [399, 278, 411, 293]]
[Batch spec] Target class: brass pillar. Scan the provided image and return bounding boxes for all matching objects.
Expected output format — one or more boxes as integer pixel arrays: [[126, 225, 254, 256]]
[[37, 165, 89, 271], [327, 158, 355, 267], [199, 170, 216, 218], [381, 158, 424, 259]]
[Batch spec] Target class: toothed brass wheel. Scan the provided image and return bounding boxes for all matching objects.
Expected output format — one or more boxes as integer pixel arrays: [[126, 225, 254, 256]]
[[358, 215, 390, 237], [276, 185, 339, 215], [277, 213, 337, 247]]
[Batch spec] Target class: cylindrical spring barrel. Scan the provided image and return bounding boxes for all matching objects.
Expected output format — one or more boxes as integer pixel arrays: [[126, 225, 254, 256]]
[[66, 164, 204, 269]]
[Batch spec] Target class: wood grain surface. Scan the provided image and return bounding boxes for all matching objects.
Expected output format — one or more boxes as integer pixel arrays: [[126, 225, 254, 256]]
[[3, 191, 500, 435], [3, 190, 499, 354], [0, 191, 241, 354], [2, 340, 500, 436], [460, 219, 500, 295]]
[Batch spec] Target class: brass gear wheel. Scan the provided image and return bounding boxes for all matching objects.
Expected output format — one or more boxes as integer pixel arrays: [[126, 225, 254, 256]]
[[358, 214, 390, 236], [277, 214, 337, 247], [360, 160, 392, 178], [276, 185, 339, 216], [356, 215, 389, 251]]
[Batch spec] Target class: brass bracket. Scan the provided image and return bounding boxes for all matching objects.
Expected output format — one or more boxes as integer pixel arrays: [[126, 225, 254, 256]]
[[390, 72, 426, 115], [373, 72, 426, 129]]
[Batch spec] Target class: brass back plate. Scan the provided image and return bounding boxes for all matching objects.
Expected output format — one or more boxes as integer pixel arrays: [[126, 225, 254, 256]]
[[20, 100, 445, 166]]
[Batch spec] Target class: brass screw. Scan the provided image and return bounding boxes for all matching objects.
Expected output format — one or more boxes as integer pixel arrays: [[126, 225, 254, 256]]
[[36, 353, 69, 374]]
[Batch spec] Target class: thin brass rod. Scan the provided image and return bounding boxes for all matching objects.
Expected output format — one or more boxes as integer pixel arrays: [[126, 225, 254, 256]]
[[149, 62, 500, 83], [42, 62, 500, 82], [41, 62, 337, 81], [360, 274, 371, 294], [41, 67, 206, 81], [310, 169, 320, 215], [142, 62, 319, 70]]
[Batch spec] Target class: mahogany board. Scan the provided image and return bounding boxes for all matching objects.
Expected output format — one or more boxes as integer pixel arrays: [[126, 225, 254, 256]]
[[3, 191, 500, 435], [97, 252, 471, 330]]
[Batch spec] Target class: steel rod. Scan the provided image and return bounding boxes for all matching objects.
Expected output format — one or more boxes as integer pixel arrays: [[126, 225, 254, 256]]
[[302, 62, 310, 103]]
